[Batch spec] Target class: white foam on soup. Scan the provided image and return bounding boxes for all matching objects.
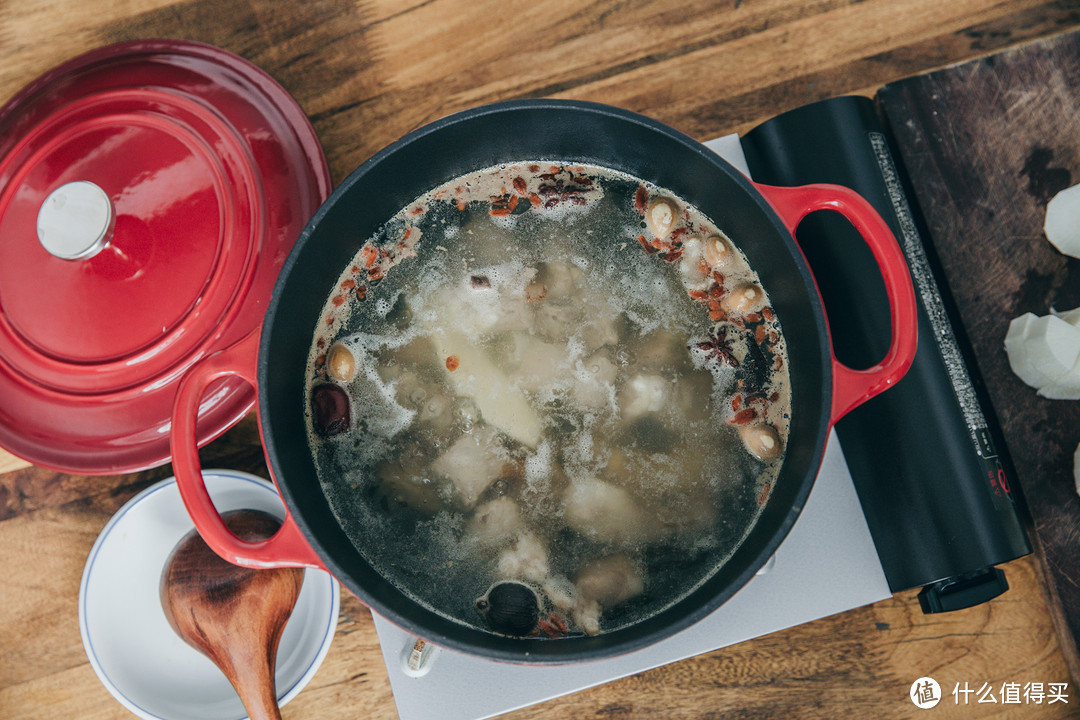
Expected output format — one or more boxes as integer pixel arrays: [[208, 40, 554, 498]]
[[304, 161, 791, 637]]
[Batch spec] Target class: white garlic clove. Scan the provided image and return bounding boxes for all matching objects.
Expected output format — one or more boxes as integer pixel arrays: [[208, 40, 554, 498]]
[[1053, 306, 1080, 328], [1036, 355, 1080, 399], [1074, 442, 1080, 499], [1004, 313, 1043, 387], [1005, 313, 1080, 390], [1044, 183, 1080, 259]]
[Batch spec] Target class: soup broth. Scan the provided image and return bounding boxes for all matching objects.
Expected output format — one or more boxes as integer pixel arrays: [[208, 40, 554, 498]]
[[305, 162, 790, 638]]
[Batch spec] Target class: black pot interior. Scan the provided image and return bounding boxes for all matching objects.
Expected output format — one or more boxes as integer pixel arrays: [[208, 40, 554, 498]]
[[260, 100, 832, 662]]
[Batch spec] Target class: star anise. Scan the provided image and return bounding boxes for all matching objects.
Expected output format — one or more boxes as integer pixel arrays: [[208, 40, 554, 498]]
[[694, 325, 739, 367]]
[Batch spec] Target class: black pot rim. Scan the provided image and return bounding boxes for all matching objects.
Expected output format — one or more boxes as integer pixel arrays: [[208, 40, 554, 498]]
[[260, 99, 832, 664]]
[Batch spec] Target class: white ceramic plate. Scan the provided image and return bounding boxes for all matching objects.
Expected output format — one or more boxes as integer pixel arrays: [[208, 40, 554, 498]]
[[79, 469, 340, 720]]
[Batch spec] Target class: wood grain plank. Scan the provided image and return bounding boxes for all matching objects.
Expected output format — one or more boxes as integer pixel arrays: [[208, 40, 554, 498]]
[[681, 0, 1080, 138], [539, 0, 1046, 125], [2, 2, 1080, 718], [0, 663, 139, 720], [499, 557, 1072, 720], [0, 414, 266, 522], [0, 503, 108, 688], [2, 0, 1075, 177], [0, 450, 31, 475], [0, 0, 178, 98], [879, 27, 1080, 685]]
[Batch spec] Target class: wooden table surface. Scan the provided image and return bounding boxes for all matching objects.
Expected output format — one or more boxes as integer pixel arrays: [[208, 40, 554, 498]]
[[3, 1, 1080, 718]]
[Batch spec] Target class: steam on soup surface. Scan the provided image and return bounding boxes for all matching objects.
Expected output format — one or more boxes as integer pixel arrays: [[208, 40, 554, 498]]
[[306, 162, 790, 638]]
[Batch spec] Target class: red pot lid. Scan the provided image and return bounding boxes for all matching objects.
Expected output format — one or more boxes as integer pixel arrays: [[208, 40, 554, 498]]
[[0, 40, 331, 474]]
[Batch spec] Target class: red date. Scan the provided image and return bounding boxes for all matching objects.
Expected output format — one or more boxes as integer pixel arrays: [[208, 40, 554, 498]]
[[312, 384, 350, 436]]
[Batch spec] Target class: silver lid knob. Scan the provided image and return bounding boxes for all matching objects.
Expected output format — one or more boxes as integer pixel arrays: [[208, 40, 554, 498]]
[[37, 181, 114, 260]]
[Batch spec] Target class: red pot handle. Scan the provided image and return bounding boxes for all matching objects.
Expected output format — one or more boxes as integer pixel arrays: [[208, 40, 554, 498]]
[[754, 182, 918, 425], [170, 328, 324, 570]]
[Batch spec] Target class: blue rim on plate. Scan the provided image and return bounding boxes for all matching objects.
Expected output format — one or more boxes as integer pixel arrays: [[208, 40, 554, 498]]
[[78, 469, 340, 720]]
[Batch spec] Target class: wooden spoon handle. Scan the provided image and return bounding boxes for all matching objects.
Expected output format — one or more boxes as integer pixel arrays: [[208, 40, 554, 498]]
[[231, 673, 283, 720], [223, 580, 292, 720]]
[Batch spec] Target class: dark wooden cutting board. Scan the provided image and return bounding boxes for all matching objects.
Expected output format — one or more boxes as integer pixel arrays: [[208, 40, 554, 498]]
[[879, 28, 1080, 681]]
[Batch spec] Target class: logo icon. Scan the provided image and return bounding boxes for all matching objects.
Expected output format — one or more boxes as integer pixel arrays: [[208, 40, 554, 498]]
[[911, 677, 942, 709]]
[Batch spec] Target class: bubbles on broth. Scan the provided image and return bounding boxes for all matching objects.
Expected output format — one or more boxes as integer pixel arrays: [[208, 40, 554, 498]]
[[306, 162, 791, 638]]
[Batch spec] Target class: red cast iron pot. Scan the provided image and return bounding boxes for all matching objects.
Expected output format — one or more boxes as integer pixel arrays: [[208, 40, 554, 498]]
[[171, 100, 917, 663]]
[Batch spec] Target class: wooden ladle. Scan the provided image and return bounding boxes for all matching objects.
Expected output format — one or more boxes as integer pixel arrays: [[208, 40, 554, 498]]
[[160, 510, 305, 720]]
